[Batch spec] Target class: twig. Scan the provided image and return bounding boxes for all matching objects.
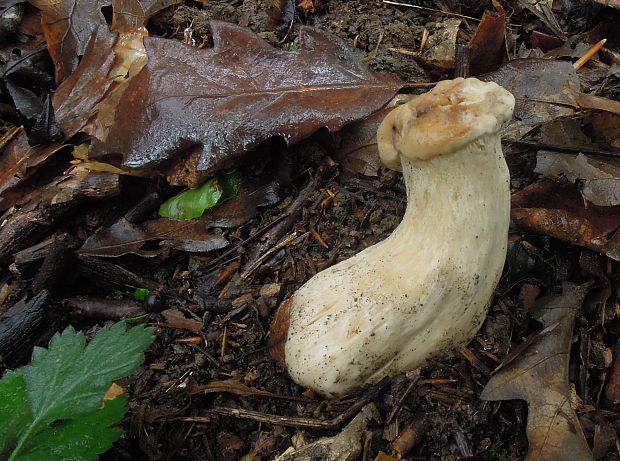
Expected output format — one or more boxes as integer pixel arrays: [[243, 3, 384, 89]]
[[179, 377, 390, 429], [200, 212, 290, 274], [573, 38, 607, 70], [382, 0, 481, 22], [385, 371, 420, 425], [503, 139, 620, 158]]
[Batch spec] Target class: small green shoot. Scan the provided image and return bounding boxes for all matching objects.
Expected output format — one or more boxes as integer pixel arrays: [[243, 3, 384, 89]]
[[0, 321, 154, 461], [159, 169, 241, 220], [288, 42, 301, 51], [131, 288, 149, 301]]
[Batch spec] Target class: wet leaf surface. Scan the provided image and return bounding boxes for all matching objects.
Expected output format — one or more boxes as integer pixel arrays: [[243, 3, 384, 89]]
[[0, 130, 66, 210], [29, 0, 110, 82], [481, 283, 593, 461], [89, 20, 402, 175], [481, 59, 579, 138]]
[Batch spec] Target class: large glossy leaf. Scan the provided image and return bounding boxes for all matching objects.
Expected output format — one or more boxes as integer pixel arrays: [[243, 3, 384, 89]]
[[87, 20, 402, 175]]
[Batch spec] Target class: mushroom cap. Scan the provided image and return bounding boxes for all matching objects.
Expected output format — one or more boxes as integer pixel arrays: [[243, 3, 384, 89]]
[[377, 77, 515, 170]]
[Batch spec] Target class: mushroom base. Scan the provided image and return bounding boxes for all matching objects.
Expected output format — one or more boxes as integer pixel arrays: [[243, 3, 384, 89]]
[[271, 133, 510, 396]]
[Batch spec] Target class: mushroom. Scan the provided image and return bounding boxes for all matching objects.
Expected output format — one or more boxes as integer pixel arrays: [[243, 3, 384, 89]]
[[269, 78, 515, 396]]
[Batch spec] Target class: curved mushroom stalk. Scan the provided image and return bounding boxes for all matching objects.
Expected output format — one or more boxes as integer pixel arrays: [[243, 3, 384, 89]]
[[269, 78, 515, 396]]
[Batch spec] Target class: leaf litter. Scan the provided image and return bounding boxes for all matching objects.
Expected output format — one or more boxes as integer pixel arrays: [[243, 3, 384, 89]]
[[2, 0, 620, 459]]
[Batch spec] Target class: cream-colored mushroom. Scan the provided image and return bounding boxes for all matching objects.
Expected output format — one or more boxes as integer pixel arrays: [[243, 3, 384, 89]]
[[269, 78, 515, 396]]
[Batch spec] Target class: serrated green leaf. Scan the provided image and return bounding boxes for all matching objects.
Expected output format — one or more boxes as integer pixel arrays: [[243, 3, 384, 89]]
[[13, 396, 127, 461], [3, 322, 154, 460], [159, 178, 222, 220], [0, 371, 32, 457], [158, 169, 241, 220]]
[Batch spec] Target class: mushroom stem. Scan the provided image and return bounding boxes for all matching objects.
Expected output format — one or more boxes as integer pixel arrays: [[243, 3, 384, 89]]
[[270, 78, 514, 396]]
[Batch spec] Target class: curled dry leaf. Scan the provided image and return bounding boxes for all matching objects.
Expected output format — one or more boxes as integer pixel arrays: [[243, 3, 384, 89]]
[[468, 0, 506, 75], [85, 20, 402, 175], [481, 283, 593, 461], [79, 177, 280, 257]]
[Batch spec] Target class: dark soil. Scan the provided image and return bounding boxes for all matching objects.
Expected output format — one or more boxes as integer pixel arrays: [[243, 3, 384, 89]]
[[3, 0, 620, 460]]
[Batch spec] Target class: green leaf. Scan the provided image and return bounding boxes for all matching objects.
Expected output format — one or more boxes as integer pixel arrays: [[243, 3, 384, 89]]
[[159, 178, 223, 220], [158, 169, 241, 220], [14, 396, 127, 461], [130, 288, 149, 301], [1, 321, 154, 461], [0, 371, 32, 457]]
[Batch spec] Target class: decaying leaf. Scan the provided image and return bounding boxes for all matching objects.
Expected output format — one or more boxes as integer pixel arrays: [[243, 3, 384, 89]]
[[414, 19, 461, 70], [468, 0, 506, 75], [511, 179, 620, 259], [481, 283, 593, 461], [274, 412, 368, 461], [79, 176, 279, 257], [535, 152, 620, 206], [160, 308, 202, 333], [29, 0, 109, 82], [87, 20, 402, 175], [0, 130, 66, 210], [481, 59, 579, 138], [29, 0, 176, 83]]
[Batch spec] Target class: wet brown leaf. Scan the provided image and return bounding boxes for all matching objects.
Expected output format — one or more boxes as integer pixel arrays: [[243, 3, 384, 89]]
[[480, 59, 579, 138], [468, 0, 505, 75], [0, 129, 66, 210], [29, 0, 175, 83], [481, 283, 594, 461], [87, 20, 402, 175], [29, 0, 110, 82]]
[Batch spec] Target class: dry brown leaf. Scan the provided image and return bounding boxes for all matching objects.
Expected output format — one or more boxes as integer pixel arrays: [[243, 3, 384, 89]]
[[481, 283, 593, 461], [83, 20, 402, 176], [511, 180, 620, 260], [468, 0, 505, 75], [160, 308, 202, 333], [414, 19, 461, 70], [535, 152, 620, 206]]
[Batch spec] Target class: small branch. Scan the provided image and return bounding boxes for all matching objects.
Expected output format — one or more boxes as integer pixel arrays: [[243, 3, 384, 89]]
[[503, 139, 620, 158], [179, 377, 390, 429]]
